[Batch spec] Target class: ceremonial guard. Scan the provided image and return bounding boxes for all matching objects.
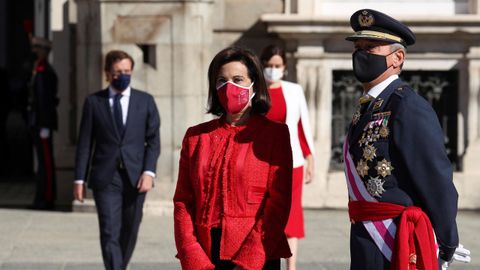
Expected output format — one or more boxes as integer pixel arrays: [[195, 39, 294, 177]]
[[343, 9, 470, 269], [28, 37, 59, 210]]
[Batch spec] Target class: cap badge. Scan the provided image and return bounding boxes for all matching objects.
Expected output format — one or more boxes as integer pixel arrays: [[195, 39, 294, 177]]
[[358, 10, 375, 27]]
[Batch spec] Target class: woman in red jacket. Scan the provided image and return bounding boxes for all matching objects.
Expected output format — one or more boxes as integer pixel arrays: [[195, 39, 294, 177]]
[[173, 47, 293, 270]]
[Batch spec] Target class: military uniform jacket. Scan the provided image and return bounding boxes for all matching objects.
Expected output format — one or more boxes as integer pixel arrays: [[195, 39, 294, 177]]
[[29, 60, 58, 130], [347, 78, 459, 264]]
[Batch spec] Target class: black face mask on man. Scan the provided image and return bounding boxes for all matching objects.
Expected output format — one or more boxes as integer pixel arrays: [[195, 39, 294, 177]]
[[352, 49, 395, 83]]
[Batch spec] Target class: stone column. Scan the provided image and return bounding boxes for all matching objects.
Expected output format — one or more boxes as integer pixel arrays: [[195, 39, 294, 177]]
[[295, 45, 352, 208], [71, 0, 103, 210], [469, 0, 480, 14], [460, 48, 480, 208], [296, 0, 316, 16], [51, 0, 77, 206]]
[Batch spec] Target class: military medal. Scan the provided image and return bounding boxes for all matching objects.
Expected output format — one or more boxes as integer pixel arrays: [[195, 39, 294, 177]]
[[362, 144, 377, 161], [375, 159, 394, 177], [352, 109, 361, 125], [356, 159, 369, 177], [366, 129, 374, 143], [366, 176, 386, 198], [379, 125, 389, 138], [373, 111, 391, 118], [359, 133, 367, 146]]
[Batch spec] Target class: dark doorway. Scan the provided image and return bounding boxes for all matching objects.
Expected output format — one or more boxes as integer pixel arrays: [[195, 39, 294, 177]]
[[0, 0, 35, 182]]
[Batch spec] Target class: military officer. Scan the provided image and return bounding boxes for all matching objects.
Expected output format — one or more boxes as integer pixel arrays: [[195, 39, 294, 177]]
[[343, 9, 469, 270]]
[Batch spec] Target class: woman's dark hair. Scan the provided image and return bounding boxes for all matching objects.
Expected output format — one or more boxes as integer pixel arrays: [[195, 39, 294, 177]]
[[207, 46, 270, 116], [260, 44, 287, 67]]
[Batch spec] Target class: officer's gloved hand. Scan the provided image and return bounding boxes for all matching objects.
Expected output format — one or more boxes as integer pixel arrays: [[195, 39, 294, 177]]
[[39, 128, 50, 139], [440, 243, 471, 269], [452, 244, 471, 263], [440, 259, 449, 270]]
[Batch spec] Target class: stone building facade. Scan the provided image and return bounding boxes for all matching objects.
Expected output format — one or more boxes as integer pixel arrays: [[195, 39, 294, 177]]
[[12, 0, 480, 211]]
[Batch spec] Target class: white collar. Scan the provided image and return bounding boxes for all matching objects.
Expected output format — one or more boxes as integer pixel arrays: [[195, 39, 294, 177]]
[[108, 86, 131, 97], [367, 74, 398, 98]]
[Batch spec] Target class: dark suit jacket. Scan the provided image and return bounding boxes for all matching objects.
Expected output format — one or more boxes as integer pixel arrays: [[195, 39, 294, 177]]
[[75, 88, 160, 190], [348, 78, 458, 262]]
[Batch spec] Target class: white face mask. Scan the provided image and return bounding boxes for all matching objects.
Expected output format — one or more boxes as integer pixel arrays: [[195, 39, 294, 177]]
[[263, 67, 284, 83]]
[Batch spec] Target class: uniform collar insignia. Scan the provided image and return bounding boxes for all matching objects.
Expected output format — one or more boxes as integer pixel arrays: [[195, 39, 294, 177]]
[[372, 99, 384, 111]]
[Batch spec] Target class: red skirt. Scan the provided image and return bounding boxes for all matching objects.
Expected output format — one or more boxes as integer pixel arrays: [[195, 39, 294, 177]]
[[284, 166, 305, 238]]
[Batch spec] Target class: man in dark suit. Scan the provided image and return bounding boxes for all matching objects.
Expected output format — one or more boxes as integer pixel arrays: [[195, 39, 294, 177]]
[[28, 37, 58, 210], [74, 50, 160, 270], [343, 9, 469, 270]]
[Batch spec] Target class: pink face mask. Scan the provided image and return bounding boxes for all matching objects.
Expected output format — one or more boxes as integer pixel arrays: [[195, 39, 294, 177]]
[[216, 81, 255, 114]]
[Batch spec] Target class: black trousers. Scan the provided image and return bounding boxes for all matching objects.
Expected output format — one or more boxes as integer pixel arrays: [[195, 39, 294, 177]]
[[93, 168, 146, 270], [32, 133, 56, 208], [210, 228, 280, 270]]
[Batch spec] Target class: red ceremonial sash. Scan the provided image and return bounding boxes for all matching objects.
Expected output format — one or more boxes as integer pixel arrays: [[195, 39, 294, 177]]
[[349, 201, 439, 270]]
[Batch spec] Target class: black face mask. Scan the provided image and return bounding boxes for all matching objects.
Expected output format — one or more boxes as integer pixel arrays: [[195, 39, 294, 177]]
[[352, 49, 391, 83]]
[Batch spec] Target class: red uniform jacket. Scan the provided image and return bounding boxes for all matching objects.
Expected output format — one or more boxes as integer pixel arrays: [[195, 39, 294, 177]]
[[174, 115, 293, 270]]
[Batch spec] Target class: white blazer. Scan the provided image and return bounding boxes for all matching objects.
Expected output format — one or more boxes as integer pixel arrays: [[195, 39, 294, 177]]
[[279, 80, 315, 168]]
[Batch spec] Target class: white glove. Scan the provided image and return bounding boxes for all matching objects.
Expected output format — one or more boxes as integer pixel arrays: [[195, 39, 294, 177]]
[[440, 243, 471, 269], [452, 243, 471, 263], [440, 259, 449, 270], [39, 128, 50, 139]]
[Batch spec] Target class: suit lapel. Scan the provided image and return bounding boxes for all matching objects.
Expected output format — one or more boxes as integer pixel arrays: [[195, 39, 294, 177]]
[[349, 79, 403, 146]]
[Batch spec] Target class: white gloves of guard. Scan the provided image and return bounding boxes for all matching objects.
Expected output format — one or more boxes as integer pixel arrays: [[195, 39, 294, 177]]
[[39, 128, 50, 139], [441, 244, 471, 269]]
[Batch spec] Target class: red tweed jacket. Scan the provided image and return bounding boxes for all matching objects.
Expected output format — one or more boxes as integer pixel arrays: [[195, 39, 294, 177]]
[[173, 115, 293, 270]]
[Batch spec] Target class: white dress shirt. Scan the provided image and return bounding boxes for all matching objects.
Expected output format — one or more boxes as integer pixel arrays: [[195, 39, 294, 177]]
[[367, 74, 399, 98], [75, 85, 155, 185]]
